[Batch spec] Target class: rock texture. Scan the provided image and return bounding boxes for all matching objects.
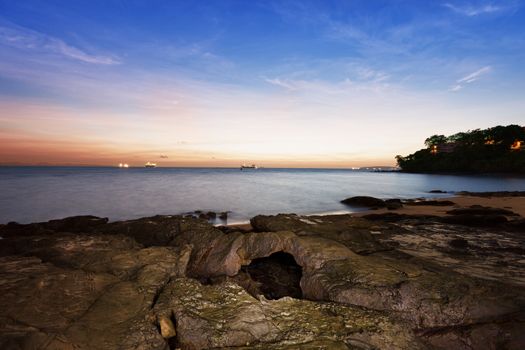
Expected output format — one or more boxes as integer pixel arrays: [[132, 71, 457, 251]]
[[0, 227, 190, 350], [154, 277, 425, 350], [1, 209, 524, 349]]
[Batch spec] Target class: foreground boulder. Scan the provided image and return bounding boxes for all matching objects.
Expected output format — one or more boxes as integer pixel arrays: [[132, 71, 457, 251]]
[[175, 215, 525, 340], [1, 213, 524, 349], [153, 277, 424, 349], [0, 232, 190, 350], [250, 214, 389, 254]]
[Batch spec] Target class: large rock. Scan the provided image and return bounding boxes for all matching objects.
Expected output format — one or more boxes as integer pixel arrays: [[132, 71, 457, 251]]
[[179, 213, 525, 348], [153, 277, 424, 349], [0, 231, 190, 349], [0, 255, 169, 350], [251, 214, 313, 233], [250, 214, 389, 254], [174, 215, 525, 332], [0, 215, 109, 238], [340, 196, 386, 208], [1, 213, 524, 349], [96, 215, 186, 246]]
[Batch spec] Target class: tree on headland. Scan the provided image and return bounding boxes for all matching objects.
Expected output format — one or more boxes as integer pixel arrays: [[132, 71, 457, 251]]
[[396, 125, 525, 173], [424, 135, 447, 147], [490, 125, 525, 149]]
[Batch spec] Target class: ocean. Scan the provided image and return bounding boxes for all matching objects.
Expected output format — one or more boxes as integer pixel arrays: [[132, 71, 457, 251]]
[[1, 166, 524, 224]]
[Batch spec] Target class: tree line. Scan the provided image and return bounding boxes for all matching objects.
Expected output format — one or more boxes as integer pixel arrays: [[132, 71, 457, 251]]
[[396, 125, 525, 173]]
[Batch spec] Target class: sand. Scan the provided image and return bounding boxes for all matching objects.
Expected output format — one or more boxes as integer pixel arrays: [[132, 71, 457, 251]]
[[354, 195, 525, 217]]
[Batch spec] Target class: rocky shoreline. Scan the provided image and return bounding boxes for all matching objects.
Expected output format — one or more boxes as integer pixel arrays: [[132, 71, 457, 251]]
[[1, 194, 524, 349]]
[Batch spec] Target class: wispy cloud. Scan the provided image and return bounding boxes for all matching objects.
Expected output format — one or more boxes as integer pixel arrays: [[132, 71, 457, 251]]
[[264, 77, 299, 90], [443, 3, 502, 16], [263, 65, 390, 94], [449, 65, 491, 91], [0, 22, 119, 65], [356, 68, 390, 83]]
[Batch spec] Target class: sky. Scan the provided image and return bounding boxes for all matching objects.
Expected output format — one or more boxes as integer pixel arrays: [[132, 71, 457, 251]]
[[0, 0, 524, 167]]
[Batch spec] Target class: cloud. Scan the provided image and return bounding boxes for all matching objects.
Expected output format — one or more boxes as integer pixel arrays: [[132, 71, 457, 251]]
[[356, 68, 390, 83], [264, 77, 299, 90], [0, 22, 119, 65], [449, 65, 491, 91], [263, 65, 390, 94], [443, 3, 502, 16], [457, 66, 491, 83]]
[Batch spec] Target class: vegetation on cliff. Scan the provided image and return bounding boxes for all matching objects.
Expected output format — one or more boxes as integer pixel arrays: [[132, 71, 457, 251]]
[[396, 125, 525, 173]]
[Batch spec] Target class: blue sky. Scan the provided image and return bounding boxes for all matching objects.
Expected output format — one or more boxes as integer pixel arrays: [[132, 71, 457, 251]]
[[0, 0, 524, 166]]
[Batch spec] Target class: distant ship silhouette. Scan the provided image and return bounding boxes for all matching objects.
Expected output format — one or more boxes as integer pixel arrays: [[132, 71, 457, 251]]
[[240, 163, 258, 170]]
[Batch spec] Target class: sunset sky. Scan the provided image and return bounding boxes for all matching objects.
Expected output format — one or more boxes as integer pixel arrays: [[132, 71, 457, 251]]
[[1, 0, 524, 167]]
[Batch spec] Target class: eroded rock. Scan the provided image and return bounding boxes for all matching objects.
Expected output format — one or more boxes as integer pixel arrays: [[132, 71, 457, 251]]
[[1, 212, 524, 349], [0, 231, 190, 350], [153, 277, 424, 349], [171, 214, 525, 338]]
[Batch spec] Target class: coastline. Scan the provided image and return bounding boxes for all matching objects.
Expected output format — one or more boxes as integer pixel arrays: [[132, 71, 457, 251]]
[[224, 193, 525, 231], [353, 193, 525, 217], [3, 166, 525, 225], [0, 192, 524, 349]]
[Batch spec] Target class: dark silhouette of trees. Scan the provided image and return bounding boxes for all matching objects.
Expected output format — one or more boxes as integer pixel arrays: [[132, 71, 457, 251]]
[[396, 125, 525, 173], [424, 135, 447, 147]]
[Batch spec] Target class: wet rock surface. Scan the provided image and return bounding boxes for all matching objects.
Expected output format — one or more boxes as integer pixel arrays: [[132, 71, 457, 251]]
[[0, 208, 524, 349]]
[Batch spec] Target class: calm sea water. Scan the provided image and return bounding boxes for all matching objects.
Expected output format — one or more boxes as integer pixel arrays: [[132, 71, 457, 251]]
[[1, 166, 524, 224]]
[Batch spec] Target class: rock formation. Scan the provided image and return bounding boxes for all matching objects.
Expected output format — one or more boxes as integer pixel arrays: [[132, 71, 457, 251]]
[[1, 208, 524, 349]]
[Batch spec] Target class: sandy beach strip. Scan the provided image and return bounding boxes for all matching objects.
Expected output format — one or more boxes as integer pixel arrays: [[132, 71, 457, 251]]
[[223, 194, 525, 230], [353, 195, 525, 217]]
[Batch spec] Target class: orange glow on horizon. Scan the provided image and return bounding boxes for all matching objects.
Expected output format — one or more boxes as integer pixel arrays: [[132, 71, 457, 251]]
[[0, 135, 396, 168]]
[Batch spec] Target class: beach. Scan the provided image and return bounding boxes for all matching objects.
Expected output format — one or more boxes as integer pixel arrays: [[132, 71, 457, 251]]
[[355, 192, 525, 217], [1, 192, 524, 349]]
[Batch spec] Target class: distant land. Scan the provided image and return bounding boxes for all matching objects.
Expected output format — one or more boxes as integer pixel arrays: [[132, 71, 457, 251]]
[[396, 125, 525, 173]]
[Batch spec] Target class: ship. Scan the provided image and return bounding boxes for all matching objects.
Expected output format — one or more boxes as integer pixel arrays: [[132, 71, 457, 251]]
[[145, 162, 157, 168], [240, 163, 258, 170], [118, 163, 129, 168]]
